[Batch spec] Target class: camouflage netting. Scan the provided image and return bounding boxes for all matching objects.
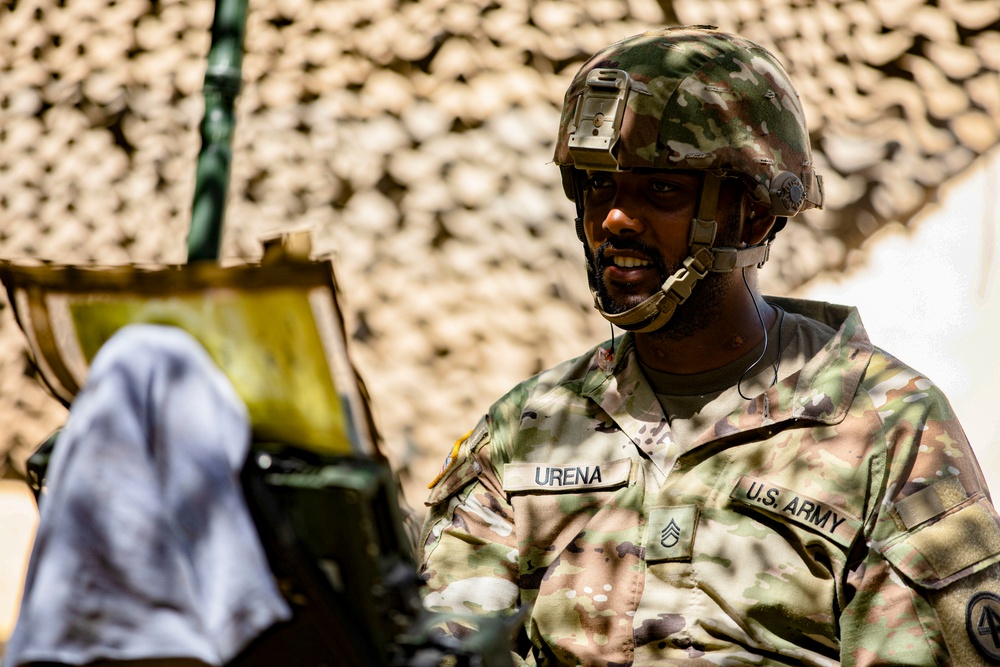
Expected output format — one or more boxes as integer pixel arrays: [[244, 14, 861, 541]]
[[0, 0, 998, 507]]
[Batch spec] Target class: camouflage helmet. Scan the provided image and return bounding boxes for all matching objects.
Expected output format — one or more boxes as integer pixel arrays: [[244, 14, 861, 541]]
[[554, 26, 823, 217], [554, 26, 824, 333]]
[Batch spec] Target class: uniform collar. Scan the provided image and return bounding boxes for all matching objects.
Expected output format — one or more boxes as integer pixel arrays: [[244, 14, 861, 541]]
[[582, 297, 874, 463], [582, 334, 676, 476]]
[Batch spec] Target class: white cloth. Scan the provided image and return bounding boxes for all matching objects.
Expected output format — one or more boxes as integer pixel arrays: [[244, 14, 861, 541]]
[[5, 325, 291, 666]]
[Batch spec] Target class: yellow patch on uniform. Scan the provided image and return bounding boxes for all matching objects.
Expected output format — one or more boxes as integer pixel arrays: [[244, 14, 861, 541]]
[[428, 430, 471, 489]]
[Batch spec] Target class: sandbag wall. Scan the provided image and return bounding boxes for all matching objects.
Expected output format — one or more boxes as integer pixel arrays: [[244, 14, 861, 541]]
[[0, 0, 997, 504]]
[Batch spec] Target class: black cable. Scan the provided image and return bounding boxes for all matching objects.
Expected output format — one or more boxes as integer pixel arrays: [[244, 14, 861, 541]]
[[737, 267, 784, 400]]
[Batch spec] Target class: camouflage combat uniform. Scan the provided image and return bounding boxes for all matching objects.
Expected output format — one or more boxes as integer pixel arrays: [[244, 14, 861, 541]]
[[421, 298, 1000, 666]]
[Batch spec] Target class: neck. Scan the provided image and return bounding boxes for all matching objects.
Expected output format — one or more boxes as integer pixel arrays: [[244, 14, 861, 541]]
[[633, 275, 775, 375]]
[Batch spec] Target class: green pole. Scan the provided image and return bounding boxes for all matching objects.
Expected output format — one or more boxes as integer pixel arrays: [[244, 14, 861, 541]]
[[186, 0, 248, 262]]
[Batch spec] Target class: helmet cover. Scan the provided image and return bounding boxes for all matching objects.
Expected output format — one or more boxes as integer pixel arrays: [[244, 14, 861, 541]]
[[554, 26, 823, 215]]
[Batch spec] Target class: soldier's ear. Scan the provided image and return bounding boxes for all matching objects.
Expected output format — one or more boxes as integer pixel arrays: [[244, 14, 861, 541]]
[[744, 200, 777, 246]]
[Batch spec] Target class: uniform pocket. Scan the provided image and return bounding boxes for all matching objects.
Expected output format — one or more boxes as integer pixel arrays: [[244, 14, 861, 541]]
[[881, 496, 1000, 590], [503, 457, 640, 558]]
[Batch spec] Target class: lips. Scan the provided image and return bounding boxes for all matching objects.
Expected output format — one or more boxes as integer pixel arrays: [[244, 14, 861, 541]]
[[593, 238, 663, 274], [602, 247, 657, 274], [587, 241, 669, 314], [600, 254, 657, 291]]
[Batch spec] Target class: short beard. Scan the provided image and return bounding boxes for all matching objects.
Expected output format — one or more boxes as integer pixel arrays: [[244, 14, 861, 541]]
[[585, 213, 743, 342]]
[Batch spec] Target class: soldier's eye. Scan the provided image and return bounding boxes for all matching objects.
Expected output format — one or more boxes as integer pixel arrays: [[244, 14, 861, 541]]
[[588, 174, 613, 190], [585, 175, 614, 205], [649, 180, 676, 194]]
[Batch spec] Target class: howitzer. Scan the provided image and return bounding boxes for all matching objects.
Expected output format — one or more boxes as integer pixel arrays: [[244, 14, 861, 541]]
[[4, 0, 520, 664]]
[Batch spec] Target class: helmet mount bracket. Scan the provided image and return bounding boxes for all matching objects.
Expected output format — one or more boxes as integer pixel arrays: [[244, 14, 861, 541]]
[[567, 69, 632, 172]]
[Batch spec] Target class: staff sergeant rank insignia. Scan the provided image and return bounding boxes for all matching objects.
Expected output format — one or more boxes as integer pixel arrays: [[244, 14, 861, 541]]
[[645, 506, 698, 562], [660, 519, 681, 548]]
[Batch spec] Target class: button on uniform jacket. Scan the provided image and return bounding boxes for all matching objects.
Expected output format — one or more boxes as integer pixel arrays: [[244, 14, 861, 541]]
[[420, 298, 1000, 666]]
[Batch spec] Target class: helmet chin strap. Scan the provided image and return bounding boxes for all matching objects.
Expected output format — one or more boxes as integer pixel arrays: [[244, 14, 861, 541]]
[[588, 172, 771, 333]]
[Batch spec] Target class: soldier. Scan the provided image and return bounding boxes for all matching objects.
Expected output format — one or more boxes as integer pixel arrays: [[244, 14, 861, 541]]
[[420, 26, 1000, 666]]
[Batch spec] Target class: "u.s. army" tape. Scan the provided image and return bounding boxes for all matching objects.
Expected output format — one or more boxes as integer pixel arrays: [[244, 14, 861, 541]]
[[729, 475, 863, 548]]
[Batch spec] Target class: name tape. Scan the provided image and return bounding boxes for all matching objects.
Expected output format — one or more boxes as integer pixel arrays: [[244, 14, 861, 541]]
[[503, 458, 631, 492], [729, 475, 862, 548]]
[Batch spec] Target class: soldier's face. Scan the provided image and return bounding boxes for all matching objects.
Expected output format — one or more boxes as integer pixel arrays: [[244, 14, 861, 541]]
[[582, 169, 745, 337]]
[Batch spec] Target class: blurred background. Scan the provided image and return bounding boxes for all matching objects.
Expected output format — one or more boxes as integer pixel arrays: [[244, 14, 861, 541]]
[[1, 0, 998, 651]]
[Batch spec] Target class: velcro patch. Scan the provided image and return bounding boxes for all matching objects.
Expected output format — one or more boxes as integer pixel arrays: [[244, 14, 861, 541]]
[[893, 475, 969, 530], [645, 505, 699, 562], [886, 501, 1000, 584], [503, 458, 631, 493], [729, 475, 862, 548]]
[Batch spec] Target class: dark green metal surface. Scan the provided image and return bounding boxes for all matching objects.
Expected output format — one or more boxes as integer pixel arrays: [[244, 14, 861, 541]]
[[186, 0, 248, 262]]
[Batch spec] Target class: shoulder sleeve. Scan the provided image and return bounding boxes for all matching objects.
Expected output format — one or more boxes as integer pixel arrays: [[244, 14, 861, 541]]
[[841, 364, 1000, 666], [419, 416, 519, 617]]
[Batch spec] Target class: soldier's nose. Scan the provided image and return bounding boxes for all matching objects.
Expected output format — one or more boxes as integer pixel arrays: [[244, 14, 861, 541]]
[[603, 207, 644, 236]]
